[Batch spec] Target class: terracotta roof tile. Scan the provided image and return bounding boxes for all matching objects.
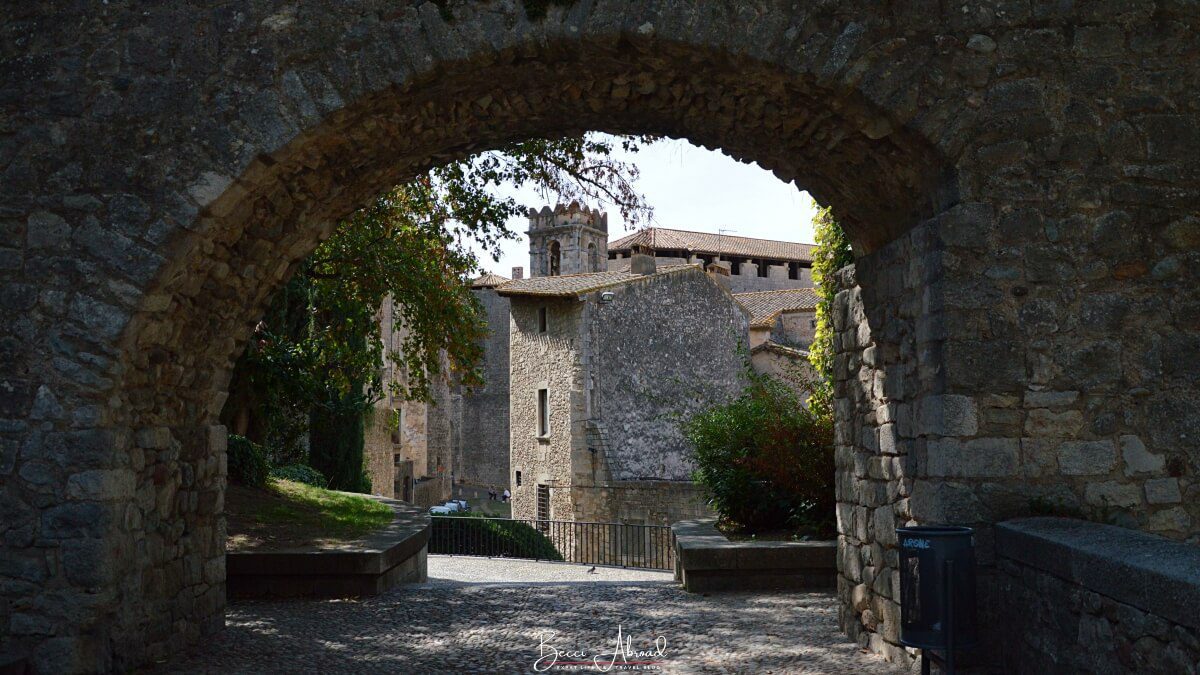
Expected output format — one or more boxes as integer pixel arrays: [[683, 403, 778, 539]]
[[496, 264, 697, 298], [609, 227, 815, 262], [734, 288, 819, 327], [470, 273, 511, 288]]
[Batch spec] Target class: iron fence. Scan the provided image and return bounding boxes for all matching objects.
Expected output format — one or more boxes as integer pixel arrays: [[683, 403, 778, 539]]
[[429, 516, 676, 571]]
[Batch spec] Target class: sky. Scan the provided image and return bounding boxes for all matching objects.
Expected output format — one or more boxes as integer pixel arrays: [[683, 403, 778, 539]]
[[466, 136, 819, 277]]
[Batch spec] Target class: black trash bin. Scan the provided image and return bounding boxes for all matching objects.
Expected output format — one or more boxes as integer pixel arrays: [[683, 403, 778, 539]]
[[896, 525, 978, 659]]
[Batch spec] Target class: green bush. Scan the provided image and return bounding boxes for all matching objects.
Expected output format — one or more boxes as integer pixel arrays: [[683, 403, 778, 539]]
[[431, 512, 564, 561], [683, 374, 836, 536], [269, 464, 328, 488], [227, 434, 270, 488]]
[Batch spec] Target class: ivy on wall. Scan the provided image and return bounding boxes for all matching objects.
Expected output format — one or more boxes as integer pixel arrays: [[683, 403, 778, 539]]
[[807, 206, 854, 418]]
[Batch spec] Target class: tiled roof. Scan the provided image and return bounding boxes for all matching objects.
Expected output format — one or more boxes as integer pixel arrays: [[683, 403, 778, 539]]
[[470, 273, 510, 288], [496, 264, 697, 298], [734, 288, 819, 328], [609, 227, 815, 262], [751, 341, 811, 359]]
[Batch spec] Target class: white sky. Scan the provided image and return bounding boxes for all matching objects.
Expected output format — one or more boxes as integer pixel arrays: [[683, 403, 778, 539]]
[[467, 136, 819, 277]]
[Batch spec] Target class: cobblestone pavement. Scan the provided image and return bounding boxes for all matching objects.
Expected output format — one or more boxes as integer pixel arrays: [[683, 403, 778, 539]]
[[162, 557, 906, 674]]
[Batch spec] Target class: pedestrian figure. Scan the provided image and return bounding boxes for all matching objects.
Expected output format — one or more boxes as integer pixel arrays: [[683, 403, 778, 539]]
[[503, 489, 511, 502]]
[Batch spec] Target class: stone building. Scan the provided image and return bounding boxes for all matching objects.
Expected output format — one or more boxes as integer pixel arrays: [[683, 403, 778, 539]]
[[734, 288, 819, 389], [498, 256, 750, 529], [361, 298, 456, 506], [9, 4, 1200, 671], [608, 228, 815, 292], [455, 273, 512, 490], [528, 202, 609, 277]]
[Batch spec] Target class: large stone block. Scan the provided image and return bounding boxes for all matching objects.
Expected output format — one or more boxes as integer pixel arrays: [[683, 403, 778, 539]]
[[1058, 440, 1117, 476], [66, 469, 136, 501], [1144, 478, 1182, 505], [917, 395, 979, 437], [925, 437, 1019, 478], [1120, 435, 1163, 476]]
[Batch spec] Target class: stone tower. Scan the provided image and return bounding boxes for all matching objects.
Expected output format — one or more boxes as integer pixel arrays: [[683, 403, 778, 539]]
[[527, 201, 609, 277]]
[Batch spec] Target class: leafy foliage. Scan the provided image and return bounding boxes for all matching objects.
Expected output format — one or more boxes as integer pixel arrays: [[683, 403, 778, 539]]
[[430, 512, 565, 561], [269, 464, 329, 489], [221, 134, 653, 481], [684, 373, 835, 535], [310, 401, 372, 493], [807, 206, 854, 418], [227, 435, 270, 488]]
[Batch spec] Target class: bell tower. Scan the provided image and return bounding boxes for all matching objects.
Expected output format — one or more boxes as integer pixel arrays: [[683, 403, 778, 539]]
[[527, 202, 609, 277]]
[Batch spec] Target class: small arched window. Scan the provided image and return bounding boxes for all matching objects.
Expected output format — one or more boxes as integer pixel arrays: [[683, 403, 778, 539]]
[[587, 242, 598, 272], [548, 240, 561, 276]]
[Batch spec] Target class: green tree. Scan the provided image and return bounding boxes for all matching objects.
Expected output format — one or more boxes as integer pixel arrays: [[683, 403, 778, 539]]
[[684, 371, 835, 535], [807, 206, 854, 418], [221, 134, 653, 490]]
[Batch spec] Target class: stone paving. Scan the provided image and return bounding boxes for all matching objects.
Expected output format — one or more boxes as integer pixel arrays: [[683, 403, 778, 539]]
[[161, 556, 906, 674]]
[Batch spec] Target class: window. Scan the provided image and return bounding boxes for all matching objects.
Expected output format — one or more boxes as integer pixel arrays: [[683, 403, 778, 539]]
[[757, 260, 769, 278], [536, 484, 550, 530], [548, 240, 561, 276], [537, 388, 550, 437], [515, 470, 522, 487], [390, 408, 404, 445], [537, 307, 548, 333]]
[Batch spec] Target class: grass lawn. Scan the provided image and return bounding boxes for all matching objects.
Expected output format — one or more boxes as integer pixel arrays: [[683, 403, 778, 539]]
[[226, 479, 394, 552]]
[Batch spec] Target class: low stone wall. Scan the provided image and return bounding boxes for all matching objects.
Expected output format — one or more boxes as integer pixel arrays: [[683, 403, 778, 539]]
[[993, 517, 1200, 673], [572, 480, 713, 526], [227, 497, 429, 599], [413, 475, 448, 508], [672, 520, 836, 592]]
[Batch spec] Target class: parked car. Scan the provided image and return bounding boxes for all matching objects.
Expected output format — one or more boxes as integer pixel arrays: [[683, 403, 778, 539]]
[[429, 505, 452, 515], [449, 499, 470, 512]]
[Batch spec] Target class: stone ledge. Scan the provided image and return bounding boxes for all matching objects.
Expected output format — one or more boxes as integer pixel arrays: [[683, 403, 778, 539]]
[[672, 519, 836, 592], [227, 496, 430, 599], [995, 516, 1200, 631]]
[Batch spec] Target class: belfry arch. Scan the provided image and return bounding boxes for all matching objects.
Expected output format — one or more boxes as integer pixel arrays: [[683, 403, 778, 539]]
[[3, 2, 1197, 671]]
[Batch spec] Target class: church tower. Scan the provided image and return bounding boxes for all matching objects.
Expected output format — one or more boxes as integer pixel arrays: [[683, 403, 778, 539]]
[[527, 202, 609, 277]]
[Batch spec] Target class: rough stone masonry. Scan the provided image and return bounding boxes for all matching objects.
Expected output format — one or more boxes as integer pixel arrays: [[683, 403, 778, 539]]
[[1, 0, 1198, 671]]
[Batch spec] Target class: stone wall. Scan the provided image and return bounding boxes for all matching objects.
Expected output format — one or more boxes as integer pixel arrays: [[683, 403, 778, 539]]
[[727, 266, 813, 294], [528, 204, 608, 277], [457, 287, 510, 489], [993, 518, 1200, 674], [834, 198, 1200, 670], [832, 246, 926, 667], [5, 0, 1200, 668], [588, 270, 749, 482], [570, 480, 713, 526], [508, 297, 583, 522], [425, 371, 458, 481], [611, 257, 814, 293], [412, 475, 448, 509], [772, 310, 816, 349], [362, 404, 397, 498], [750, 343, 813, 395]]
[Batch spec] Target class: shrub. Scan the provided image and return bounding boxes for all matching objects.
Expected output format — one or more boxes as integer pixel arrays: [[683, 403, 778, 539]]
[[430, 512, 564, 561], [683, 374, 836, 536], [269, 464, 328, 488], [227, 434, 270, 488]]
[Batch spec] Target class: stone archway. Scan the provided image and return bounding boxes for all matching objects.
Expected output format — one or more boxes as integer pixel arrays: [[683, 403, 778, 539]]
[[3, 2, 1198, 671]]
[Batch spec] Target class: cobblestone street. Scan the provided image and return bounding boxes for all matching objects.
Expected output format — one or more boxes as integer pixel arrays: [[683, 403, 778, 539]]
[[162, 557, 905, 674]]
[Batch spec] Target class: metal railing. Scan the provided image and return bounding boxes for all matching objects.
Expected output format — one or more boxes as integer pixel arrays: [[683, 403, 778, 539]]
[[429, 516, 676, 571]]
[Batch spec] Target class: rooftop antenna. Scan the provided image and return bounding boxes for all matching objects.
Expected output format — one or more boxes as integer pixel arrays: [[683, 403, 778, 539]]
[[718, 228, 736, 259]]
